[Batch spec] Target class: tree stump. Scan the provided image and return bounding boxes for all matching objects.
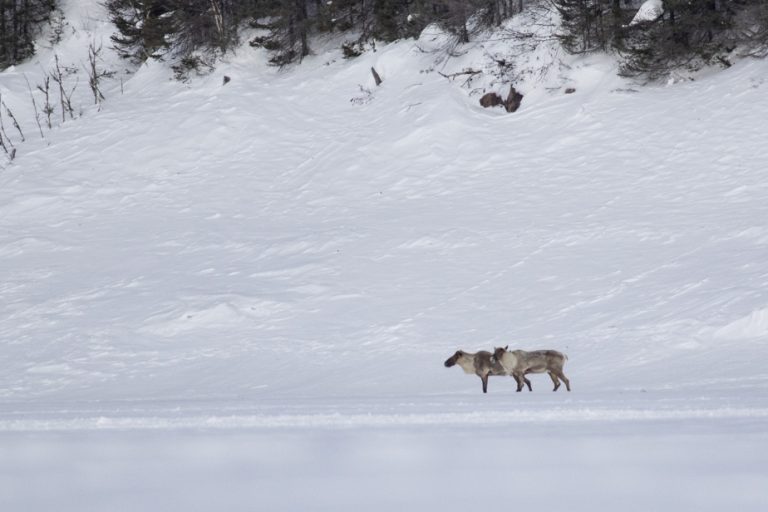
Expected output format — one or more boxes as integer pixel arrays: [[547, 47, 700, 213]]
[[371, 67, 382, 86]]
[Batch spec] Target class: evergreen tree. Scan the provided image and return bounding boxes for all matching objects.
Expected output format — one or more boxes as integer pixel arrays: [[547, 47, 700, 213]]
[[106, 0, 245, 64], [552, 0, 627, 54], [173, 0, 241, 54], [105, 0, 177, 63], [104, 0, 534, 67], [619, 1, 758, 77], [550, 1, 768, 78], [371, 0, 416, 41], [0, 0, 56, 69], [245, 0, 310, 65]]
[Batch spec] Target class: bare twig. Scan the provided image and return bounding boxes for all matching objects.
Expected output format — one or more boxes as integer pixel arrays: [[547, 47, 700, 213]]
[[84, 39, 115, 108], [0, 128, 10, 158], [0, 95, 17, 150], [52, 54, 77, 121], [24, 74, 46, 140], [36, 73, 54, 130], [438, 69, 483, 80], [0, 96, 26, 142]]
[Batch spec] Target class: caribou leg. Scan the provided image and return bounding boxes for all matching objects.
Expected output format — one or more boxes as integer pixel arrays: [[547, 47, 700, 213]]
[[548, 372, 560, 391], [513, 372, 525, 392], [554, 369, 571, 392]]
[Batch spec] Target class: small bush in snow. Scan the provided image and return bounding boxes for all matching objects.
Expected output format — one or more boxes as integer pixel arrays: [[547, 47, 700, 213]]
[[342, 41, 364, 59], [172, 55, 213, 82]]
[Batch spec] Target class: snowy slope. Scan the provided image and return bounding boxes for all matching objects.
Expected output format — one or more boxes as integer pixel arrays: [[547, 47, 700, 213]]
[[1, 2, 768, 511]]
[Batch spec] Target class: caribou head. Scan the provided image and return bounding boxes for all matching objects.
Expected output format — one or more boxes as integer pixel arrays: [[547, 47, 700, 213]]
[[444, 350, 464, 368]]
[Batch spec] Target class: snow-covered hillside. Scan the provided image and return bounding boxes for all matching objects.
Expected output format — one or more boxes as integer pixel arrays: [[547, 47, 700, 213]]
[[1, 2, 767, 511]]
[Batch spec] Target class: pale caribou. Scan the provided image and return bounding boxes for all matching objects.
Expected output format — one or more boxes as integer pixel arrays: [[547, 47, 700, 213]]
[[492, 346, 571, 392], [443, 350, 506, 394]]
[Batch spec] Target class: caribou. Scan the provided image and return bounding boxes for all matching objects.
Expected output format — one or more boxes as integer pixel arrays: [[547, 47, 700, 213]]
[[492, 346, 571, 392], [443, 350, 506, 393]]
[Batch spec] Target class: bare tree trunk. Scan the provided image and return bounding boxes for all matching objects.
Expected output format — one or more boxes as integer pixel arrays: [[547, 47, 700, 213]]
[[296, 0, 309, 58], [210, 0, 225, 47]]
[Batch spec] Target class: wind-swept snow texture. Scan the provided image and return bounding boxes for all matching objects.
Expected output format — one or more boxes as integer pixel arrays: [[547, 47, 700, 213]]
[[1, 2, 768, 511]]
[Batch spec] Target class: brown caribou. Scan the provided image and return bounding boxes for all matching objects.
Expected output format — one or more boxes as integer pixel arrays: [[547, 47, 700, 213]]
[[492, 346, 571, 392]]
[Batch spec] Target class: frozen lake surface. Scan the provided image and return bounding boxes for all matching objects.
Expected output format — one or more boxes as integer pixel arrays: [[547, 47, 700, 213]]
[[3, 391, 768, 511]]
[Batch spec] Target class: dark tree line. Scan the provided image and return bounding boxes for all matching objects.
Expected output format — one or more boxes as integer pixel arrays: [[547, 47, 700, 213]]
[[551, 0, 625, 54], [4, 1, 768, 77], [105, 1, 527, 66], [621, 0, 768, 77], [105, 0, 247, 63], [0, 0, 56, 68], [552, 1, 768, 77]]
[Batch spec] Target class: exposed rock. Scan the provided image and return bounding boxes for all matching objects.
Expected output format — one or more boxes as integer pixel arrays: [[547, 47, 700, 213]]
[[479, 87, 524, 112], [504, 87, 523, 112], [479, 92, 504, 108]]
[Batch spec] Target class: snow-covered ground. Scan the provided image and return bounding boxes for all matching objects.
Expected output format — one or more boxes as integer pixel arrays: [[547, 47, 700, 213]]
[[1, 2, 768, 510]]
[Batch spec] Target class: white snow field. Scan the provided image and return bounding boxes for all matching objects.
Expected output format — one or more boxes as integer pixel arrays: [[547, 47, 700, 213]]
[[2, 2, 768, 511]]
